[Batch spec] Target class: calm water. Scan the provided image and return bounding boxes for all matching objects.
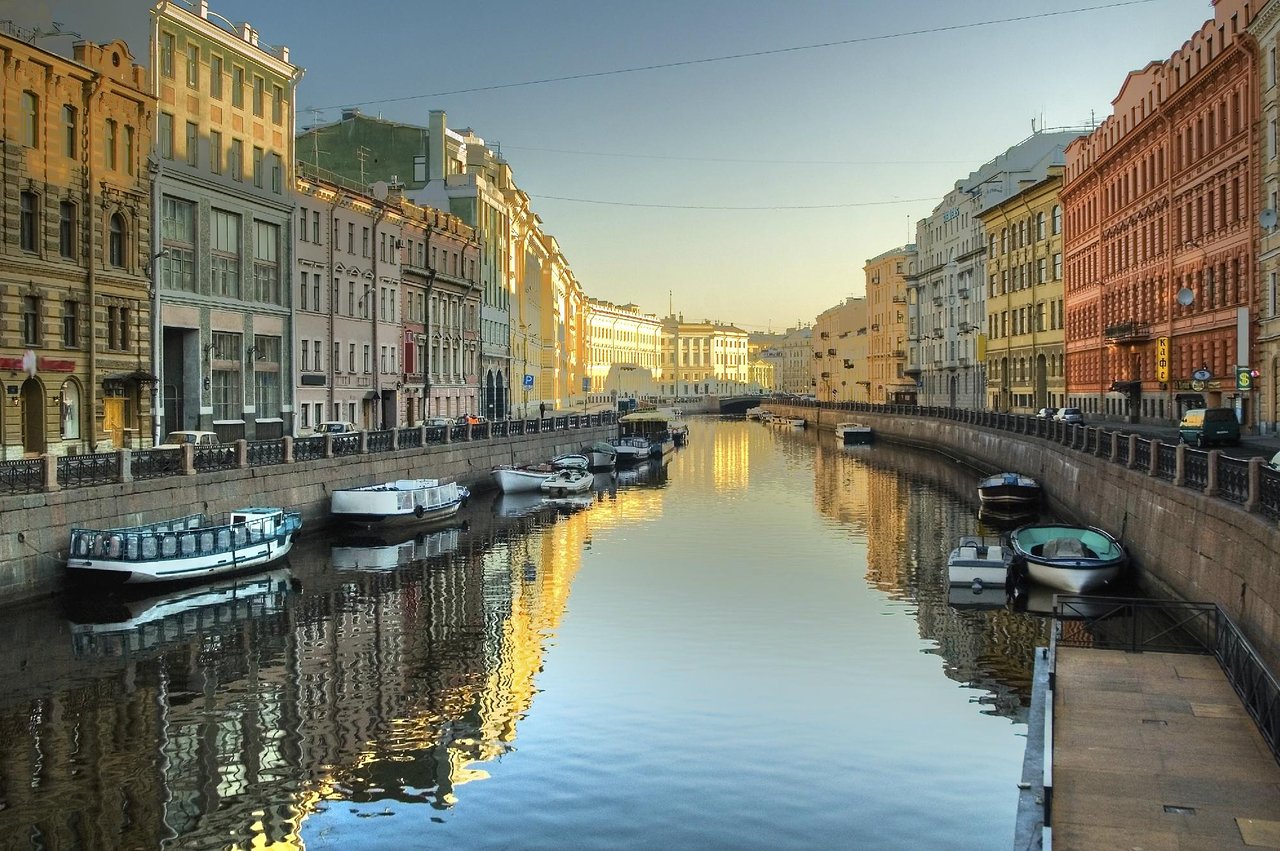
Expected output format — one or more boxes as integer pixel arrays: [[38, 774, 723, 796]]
[[0, 418, 1053, 850]]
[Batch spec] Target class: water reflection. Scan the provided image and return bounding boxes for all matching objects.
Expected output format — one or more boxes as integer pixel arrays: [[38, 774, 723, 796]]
[[0, 418, 1052, 850]]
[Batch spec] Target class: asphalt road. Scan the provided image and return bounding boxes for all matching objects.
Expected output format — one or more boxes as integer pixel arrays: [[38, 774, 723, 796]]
[[1069, 418, 1280, 462]]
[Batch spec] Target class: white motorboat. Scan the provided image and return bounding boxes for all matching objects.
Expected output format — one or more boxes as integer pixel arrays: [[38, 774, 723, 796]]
[[1009, 524, 1127, 593], [552, 453, 591, 471], [977, 472, 1041, 507], [541, 468, 594, 496], [66, 507, 302, 585], [331, 479, 468, 528], [583, 441, 619, 470], [947, 535, 1014, 588], [776, 416, 806, 428], [608, 435, 654, 466], [492, 463, 557, 493], [835, 422, 873, 445]]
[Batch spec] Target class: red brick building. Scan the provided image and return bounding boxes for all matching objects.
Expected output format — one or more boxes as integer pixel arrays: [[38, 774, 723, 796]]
[[1062, 0, 1262, 426]]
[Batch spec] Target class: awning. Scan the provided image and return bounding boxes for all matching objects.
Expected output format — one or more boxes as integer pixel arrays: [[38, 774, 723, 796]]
[[1109, 380, 1141, 393], [363, 391, 380, 400], [1174, 393, 1206, 405], [103, 369, 159, 386]]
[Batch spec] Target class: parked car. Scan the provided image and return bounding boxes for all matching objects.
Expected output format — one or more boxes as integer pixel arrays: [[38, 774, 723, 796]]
[[1035, 407, 1058, 419], [1177, 407, 1240, 447], [1053, 407, 1084, 424], [156, 430, 220, 449], [420, 416, 454, 428], [1269, 451, 1280, 471], [457, 414, 487, 425], [313, 421, 358, 435]]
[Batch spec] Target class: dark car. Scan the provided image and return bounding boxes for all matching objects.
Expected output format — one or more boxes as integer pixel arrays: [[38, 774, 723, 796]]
[[1035, 407, 1057, 419]]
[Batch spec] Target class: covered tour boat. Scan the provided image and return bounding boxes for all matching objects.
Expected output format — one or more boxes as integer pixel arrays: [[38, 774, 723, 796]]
[[331, 479, 468, 528]]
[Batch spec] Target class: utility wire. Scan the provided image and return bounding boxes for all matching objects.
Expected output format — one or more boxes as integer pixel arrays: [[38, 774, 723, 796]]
[[313, 0, 1159, 111], [501, 145, 982, 166]]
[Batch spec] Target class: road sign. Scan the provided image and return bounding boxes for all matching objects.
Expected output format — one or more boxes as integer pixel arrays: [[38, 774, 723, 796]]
[[523, 373, 534, 389]]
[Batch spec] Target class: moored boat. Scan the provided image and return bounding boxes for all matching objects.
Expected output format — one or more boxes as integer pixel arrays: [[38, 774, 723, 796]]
[[583, 441, 619, 470], [66, 507, 302, 585], [492, 464, 556, 493], [1009, 523, 1127, 593], [977, 472, 1041, 507], [607, 435, 653, 466], [551, 453, 591, 471], [617, 410, 680, 460], [331, 478, 468, 528], [540, 467, 594, 496], [835, 422, 873, 445], [946, 535, 1014, 588], [776, 416, 805, 428]]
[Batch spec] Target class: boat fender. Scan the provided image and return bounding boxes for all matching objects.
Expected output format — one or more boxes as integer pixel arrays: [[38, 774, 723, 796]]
[[414, 504, 425, 518]]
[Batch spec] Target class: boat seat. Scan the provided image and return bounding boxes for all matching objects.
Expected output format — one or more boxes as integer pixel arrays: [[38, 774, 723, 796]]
[[957, 546, 978, 561], [958, 535, 982, 548], [985, 545, 1003, 562]]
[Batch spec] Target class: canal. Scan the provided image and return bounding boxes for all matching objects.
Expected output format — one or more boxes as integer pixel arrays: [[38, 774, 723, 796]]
[[0, 417, 1066, 850]]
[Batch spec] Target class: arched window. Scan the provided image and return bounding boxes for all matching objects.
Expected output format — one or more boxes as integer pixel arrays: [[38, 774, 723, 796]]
[[1052, 205, 1063, 235], [60, 380, 81, 439], [109, 213, 125, 267]]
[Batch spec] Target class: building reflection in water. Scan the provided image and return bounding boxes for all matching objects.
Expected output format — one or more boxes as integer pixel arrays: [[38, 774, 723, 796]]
[[0, 421, 1046, 848]]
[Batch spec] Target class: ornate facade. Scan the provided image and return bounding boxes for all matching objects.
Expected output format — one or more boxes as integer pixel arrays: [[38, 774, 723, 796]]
[[1251, 0, 1280, 434], [0, 28, 155, 456], [864, 245, 916, 404], [1063, 0, 1261, 426]]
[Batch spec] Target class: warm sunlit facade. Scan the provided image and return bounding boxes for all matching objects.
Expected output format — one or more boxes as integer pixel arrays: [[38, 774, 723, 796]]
[[813, 297, 868, 403], [864, 245, 916, 404], [1251, 2, 1280, 435], [661, 316, 750, 397], [980, 168, 1068, 413], [0, 28, 156, 457], [585, 299, 663, 403], [1063, 0, 1262, 426]]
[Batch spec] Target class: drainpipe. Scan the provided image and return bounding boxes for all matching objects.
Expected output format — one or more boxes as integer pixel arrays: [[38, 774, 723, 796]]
[[87, 74, 103, 453], [423, 218, 434, 418], [371, 204, 387, 428], [326, 189, 343, 423]]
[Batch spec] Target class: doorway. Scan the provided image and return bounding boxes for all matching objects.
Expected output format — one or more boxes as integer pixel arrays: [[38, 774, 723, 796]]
[[20, 378, 46, 456]]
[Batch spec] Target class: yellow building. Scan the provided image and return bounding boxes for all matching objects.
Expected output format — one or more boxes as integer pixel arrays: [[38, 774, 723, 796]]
[[813, 298, 868, 403], [864, 246, 917, 404], [980, 167, 1067, 413], [662, 316, 750, 398], [0, 27, 156, 456], [585, 299, 663, 404]]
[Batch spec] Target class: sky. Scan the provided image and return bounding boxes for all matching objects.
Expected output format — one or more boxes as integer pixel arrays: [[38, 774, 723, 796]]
[[3, 0, 1216, 332]]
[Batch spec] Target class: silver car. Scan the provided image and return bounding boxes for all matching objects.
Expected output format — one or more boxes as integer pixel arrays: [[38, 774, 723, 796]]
[[1054, 407, 1084, 424]]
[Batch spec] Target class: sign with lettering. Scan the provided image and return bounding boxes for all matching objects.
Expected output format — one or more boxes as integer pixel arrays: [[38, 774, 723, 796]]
[[1156, 336, 1169, 383]]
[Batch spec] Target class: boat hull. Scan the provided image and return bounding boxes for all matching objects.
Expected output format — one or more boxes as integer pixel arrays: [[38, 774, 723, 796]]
[[67, 535, 295, 585], [1010, 524, 1127, 593], [1024, 561, 1123, 593], [331, 480, 466, 528], [836, 423, 873, 445], [977, 473, 1041, 506], [492, 467, 554, 493]]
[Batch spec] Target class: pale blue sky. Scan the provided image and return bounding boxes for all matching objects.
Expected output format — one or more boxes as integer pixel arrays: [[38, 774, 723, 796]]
[[7, 0, 1213, 330]]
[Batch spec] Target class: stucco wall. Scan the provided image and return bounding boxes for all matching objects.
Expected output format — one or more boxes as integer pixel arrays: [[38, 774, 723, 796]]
[[0, 427, 610, 605]]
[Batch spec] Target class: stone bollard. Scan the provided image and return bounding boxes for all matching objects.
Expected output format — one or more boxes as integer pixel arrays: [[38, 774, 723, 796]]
[[1173, 443, 1186, 487], [359, 430, 369, 454], [1205, 449, 1219, 498], [1245, 457, 1262, 513], [419, 424, 427, 446], [283, 435, 294, 464], [42, 454, 59, 492], [443, 425, 452, 444], [236, 439, 248, 468], [119, 448, 133, 483], [182, 443, 196, 476], [1148, 440, 1160, 476], [324, 434, 334, 459], [1126, 433, 1138, 468], [391, 428, 399, 451]]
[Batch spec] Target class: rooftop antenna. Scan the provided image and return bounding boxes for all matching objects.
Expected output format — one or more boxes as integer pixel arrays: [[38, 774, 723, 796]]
[[305, 107, 327, 168], [355, 145, 371, 187]]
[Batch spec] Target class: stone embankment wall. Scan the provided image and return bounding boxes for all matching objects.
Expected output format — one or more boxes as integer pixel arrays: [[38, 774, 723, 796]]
[[782, 405, 1280, 667], [0, 427, 610, 605]]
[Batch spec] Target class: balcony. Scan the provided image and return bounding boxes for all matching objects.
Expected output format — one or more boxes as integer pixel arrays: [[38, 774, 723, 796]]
[[1104, 321, 1151, 344], [957, 288, 969, 299], [932, 296, 943, 306], [892, 295, 907, 304], [827, 348, 837, 356], [904, 363, 922, 377], [891, 349, 906, 358]]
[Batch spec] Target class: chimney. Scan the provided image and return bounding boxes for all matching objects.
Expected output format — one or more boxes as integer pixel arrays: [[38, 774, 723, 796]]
[[199, 0, 209, 18]]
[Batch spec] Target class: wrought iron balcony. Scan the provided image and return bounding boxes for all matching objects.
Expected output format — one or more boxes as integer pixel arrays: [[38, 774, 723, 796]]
[[1104, 321, 1151, 343]]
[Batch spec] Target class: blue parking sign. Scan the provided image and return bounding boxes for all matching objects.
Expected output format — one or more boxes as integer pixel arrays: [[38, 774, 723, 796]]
[[523, 374, 534, 389]]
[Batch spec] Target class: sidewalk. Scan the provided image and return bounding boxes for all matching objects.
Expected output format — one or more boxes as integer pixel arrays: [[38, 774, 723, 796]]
[[1084, 418, 1280, 460]]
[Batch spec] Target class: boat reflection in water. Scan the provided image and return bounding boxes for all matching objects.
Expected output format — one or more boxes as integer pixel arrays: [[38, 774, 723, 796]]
[[330, 524, 464, 571], [614, 458, 668, 487], [64, 568, 295, 659], [948, 583, 1013, 611], [977, 503, 1040, 534]]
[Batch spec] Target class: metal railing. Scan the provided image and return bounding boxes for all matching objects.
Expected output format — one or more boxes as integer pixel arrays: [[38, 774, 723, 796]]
[[57, 453, 119, 488], [1155, 443, 1176, 480], [1219, 456, 1250, 504], [247, 440, 284, 467], [134, 448, 182, 480], [293, 436, 325, 461], [367, 430, 393, 453], [0, 458, 44, 494], [194, 445, 238, 472], [398, 427, 423, 449]]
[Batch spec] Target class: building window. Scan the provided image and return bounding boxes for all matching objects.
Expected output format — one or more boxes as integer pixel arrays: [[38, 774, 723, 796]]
[[252, 146, 263, 187], [62, 106, 77, 158], [312, 273, 320, 308], [186, 43, 199, 89], [347, 223, 354, 253], [160, 31, 175, 77], [21, 91, 39, 147], [108, 213, 125, 267], [253, 220, 281, 304], [232, 65, 245, 108], [312, 211, 320, 243], [362, 227, 369, 257], [125, 125, 135, 175], [105, 119, 117, 169], [60, 381, 80, 439], [158, 111, 174, 159], [271, 157, 281, 194], [1052, 205, 1062, 235], [210, 129, 222, 173], [62, 301, 79, 347], [363, 345, 371, 373], [313, 340, 321, 372], [1036, 212, 1046, 240], [1053, 253, 1063, 280], [161, 196, 196, 292], [299, 273, 308, 310], [19, 191, 38, 252], [58, 201, 76, 259], [22, 296, 39, 346], [210, 54, 223, 99], [348, 343, 355, 372], [185, 121, 199, 166], [253, 335, 282, 418], [211, 209, 241, 299], [271, 84, 283, 124], [230, 138, 243, 181], [253, 75, 265, 117], [211, 332, 243, 420]]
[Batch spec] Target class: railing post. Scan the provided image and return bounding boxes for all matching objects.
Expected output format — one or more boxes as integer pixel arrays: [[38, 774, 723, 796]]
[[391, 428, 400, 450], [1245, 457, 1262, 513], [1126, 433, 1138, 468], [324, 434, 334, 458], [359, 430, 369, 454], [119, 449, 132, 483], [1148, 439, 1160, 476], [420, 424, 427, 445], [282, 435, 294, 464], [1205, 449, 1220, 498], [42, 454, 59, 492], [1173, 443, 1185, 487], [1109, 431, 1121, 464], [443, 425, 452, 444], [237, 438, 248, 468], [182, 443, 196, 476]]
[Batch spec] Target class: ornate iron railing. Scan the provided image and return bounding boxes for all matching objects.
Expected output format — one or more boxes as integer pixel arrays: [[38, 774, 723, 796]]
[[293, 436, 325, 461], [1116, 435, 1130, 466], [425, 425, 447, 445], [194, 444, 238, 472], [1184, 449, 1209, 490], [1218, 456, 1250, 504], [247, 440, 284, 467], [1154, 443, 1177, 481], [1133, 438, 1151, 470], [333, 435, 361, 457], [449, 424, 467, 442], [1261, 468, 1280, 521], [398, 427, 423, 449], [133, 449, 182, 480], [0, 458, 43, 494], [57, 453, 119, 488], [490, 420, 509, 439], [367, 430, 393, 453]]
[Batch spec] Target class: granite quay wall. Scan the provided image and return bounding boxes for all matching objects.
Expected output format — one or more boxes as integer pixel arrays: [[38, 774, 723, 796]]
[[0, 417, 616, 606], [771, 402, 1280, 668]]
